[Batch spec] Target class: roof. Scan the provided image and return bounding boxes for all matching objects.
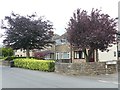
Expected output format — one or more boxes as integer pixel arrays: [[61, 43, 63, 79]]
[[60, 32, 67, 39], [52, 34, 60, 40]]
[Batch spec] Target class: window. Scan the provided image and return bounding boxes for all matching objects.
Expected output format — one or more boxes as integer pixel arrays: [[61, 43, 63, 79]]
[[63, 52, 70, 59], [23, 50, 26, 53], [61, 52, 63, 59], [50, 53, 54, 59], [56, 52, 60, 60], [74, 51, 84, 59], [61, 39, 66, 44], [114, 51, 116, 57], [61, 39, 65, 42], [118, 51, 120, 57], [50, 54, 52, 58]]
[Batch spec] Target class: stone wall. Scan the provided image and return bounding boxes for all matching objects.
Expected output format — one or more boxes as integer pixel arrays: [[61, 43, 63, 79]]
[[118, 60, 120, 72], [55, 62, 117, 76], [72, 59, 86, 63]]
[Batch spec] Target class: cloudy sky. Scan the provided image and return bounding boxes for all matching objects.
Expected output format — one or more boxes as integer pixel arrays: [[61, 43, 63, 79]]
[[0, 0, 119, 45]]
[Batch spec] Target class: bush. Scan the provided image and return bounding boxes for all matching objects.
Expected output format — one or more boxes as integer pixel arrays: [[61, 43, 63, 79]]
[[4, 56, 35, 61], [33, 52, 45, 60], [1, 47, 14, 57], [14, 58, 55, 72]]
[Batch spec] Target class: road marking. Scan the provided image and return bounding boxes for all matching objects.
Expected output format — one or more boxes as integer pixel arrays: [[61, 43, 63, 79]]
[[98, 80, 110, 83], [112, 82, 118, 84], [112, 82, 120, 85], [98, 80, 118, 85]]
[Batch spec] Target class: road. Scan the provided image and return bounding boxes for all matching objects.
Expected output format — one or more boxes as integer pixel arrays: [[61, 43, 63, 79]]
[[0, 65, 118, 88]]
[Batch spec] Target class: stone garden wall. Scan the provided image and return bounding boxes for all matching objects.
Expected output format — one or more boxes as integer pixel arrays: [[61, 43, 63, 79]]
[[55, 62, 117, 75], [118, 60, 120, 72]]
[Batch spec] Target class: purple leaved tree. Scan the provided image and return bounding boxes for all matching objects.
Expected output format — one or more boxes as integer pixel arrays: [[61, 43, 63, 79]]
[[66, 8, 117, 62], [1, 12, 54, 58]]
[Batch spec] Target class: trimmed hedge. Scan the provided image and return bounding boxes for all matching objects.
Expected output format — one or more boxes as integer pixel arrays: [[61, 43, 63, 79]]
[[14, 58, 55, 72], [4, 56, 35, 61]]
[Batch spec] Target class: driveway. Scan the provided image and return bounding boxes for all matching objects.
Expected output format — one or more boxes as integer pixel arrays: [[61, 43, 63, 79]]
[[1, 65, 118, 88]]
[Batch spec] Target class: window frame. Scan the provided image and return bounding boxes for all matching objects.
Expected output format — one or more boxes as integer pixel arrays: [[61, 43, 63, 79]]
[[74, 51, 84, 59]]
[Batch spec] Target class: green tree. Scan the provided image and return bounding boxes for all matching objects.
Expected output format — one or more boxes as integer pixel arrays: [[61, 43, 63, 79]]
[[1, 47, 14, 57], [1, 12, 54, 58]]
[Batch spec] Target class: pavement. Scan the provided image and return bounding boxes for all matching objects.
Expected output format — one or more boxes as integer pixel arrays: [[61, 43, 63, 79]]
[[0, 65, 119, 88]]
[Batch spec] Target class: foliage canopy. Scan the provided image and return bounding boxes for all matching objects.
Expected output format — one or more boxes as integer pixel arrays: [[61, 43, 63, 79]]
[[2, 12, 54, 57], [66, 8, 117, 62]]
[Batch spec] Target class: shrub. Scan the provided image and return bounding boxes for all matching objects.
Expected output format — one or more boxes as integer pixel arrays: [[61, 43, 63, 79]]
[[33, 51, 52, 60], [14, 58, 55, 72], [1, 47, 14, 57], [33, 52, 46, 60], [4, 56, 36, 61]]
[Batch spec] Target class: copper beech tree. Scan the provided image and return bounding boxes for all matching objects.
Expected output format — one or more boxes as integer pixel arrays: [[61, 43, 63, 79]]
[[1, 12, 54, 58], [66, 9, 117, 62]]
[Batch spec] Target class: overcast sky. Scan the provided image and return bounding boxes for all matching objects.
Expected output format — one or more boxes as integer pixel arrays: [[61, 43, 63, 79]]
[[0, 0, 119, 45]]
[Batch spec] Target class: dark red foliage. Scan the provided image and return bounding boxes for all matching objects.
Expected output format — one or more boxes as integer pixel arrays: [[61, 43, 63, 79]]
[[1, 12, 54, 58], [34, 52, 46, 59], [66, 8, 117, 51], [33, 51, 52, 59]]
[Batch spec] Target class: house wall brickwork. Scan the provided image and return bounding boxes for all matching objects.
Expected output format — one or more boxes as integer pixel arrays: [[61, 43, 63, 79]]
[[55, 44, 70, 52]]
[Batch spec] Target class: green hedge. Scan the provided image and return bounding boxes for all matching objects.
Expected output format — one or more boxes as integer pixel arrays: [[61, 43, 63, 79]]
[[4, 56, 35, 61], [14, 58, 55, 72]]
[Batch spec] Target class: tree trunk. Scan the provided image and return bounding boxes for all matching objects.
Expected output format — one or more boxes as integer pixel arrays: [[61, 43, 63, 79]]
[[26, 47, 30, 58], [96, 49, 99, 62], [83, 48, 90, 62], [83, 48, 89, 62], [83, 48, 94, 62]]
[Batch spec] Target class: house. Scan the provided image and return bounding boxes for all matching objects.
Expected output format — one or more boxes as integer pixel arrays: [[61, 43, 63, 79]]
[[54, 33, 71, 62], [98, 44, 118, 62], [44, 33, 91, 63], [14, 32, 119, 63], [45, 33, 119, 63], [13, 34, 59, 58], [14, 49, 34, 57], [42, 33, 71, 62]]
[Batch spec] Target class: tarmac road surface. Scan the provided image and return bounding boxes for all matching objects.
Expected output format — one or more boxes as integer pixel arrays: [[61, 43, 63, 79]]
[[0, 65, 118, 88]]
